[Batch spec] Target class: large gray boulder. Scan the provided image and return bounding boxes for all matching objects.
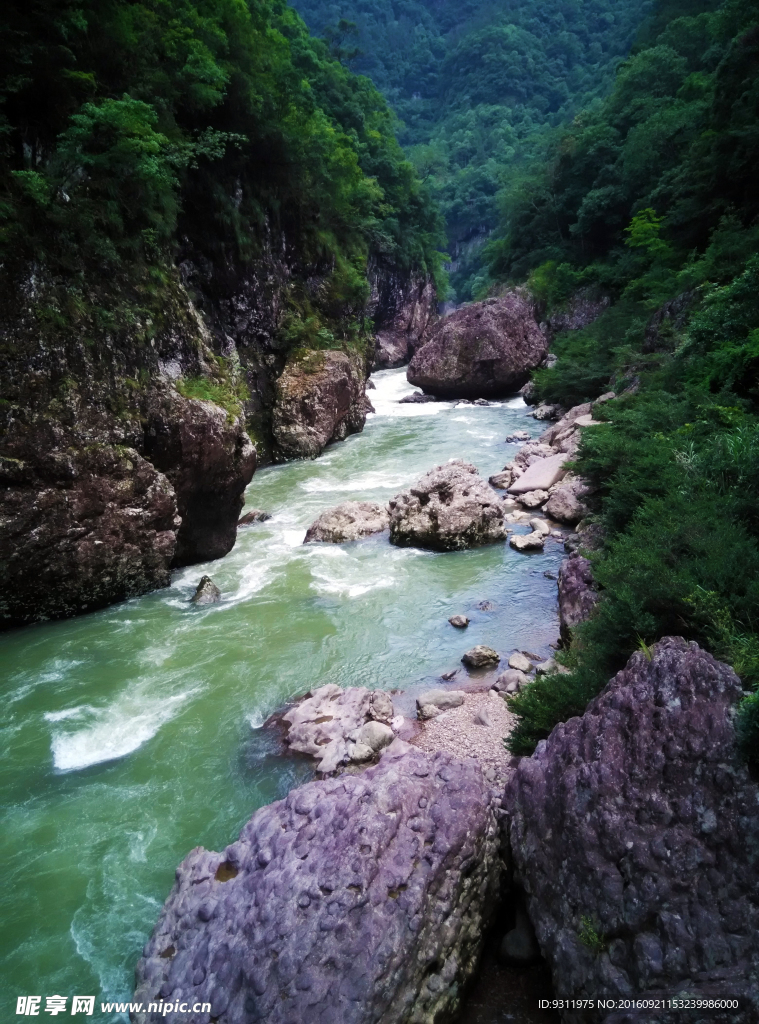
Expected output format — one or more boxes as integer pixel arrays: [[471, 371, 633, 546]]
[[406, 293, 547, 399], [388, 460, 506, 551], [304, 502, 390, 544], [557, 553, 598, 642], [505, 638, 759, 1022], [132, 747, 503, 1024]]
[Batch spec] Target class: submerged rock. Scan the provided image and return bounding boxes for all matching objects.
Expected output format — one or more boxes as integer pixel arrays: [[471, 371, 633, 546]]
[[238, 509, 272, 526], [448, 614, 470, 628], [505, 638, 759, 1019], [388, 460, 506, 552], [271, 350, 368, 461], [132, 747, 502, 1024], [407, 292, 547, 399], [282, 684, 396, 774], [506, 430, 531, 443], [304, 501, 390, 544], [462, 646, 500, 669], [399, 392, 437, 404], [190, 575, 221, 605]]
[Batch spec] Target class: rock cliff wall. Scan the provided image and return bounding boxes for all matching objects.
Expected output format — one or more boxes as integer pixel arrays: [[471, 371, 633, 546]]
[[1, 239, 432, 628], [504, 638, 759, 1022], [368, 260, 437, 369]]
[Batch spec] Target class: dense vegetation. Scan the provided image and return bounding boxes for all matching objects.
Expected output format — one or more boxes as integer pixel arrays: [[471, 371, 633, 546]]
[[291, 0, 652, 299], [495, 0, 759, 759], [0, 0, 444, 347]]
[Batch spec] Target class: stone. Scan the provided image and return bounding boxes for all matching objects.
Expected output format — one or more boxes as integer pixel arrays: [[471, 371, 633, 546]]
[[538, 402, 593, 447], [349, 742, 374, 763], [488, 470, 513, 489], [417, 703, 441, 721], [544, 478, 589, 525], [416, 689, 466, 711], [399, 392, 437, 404], [238, 509, 272, 526], [517, 489, 549, 509], [529, 518, 550, 535], [504, 638, 759, 1018], [449, 614, 470, 629], [474, 707, 492, 727], [304, 501, 390, 544], [189, 575, 221, 605], [558, 553, 599, 643], [462, 646, 500, 669], [388, 460, 506, 552], [508, 453, 567, 495], [520, 380, 539, 405], [357, 720, 394, 752], [532, 403, 562, 421], [282, 684, 396, 774], [535, 658, 560, 675], [473, 398, 490, 406], [508, 652, 533, 673], [499, 907, 542, 967], [494, 669, 530, 694], [406, 292, 547, 399], [573, 414, 602, 428], [133, 748, 503, 1024], [509, 531, 546, 552], [271, 349, 368, 460], [506, 430, 531, 443]]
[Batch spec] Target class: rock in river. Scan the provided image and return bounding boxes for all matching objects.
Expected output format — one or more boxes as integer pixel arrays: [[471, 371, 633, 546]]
[[509, 531, 546, 552], [304, 501, 390, 544], [388, 460, 506, 551], [462, 646, 500, 669], [504, 638, 759, 1020], [282, 684, 396, 774], [238, 509, 272, 526], [132, 746, 502, 1024], [448, 614, 470, 628], [406, 292, 547, 399], [190, 575, 221, 605]]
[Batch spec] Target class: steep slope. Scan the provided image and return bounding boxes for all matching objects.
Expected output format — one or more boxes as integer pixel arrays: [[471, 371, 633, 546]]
[[0, 0, 443, 628], [291, 0, 652, 299]]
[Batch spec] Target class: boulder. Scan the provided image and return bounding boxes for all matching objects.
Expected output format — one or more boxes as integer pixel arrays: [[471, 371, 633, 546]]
[[388, 460, 506, 552], [190, 575, 221, 606], [508, 453, 567, 495], [407, 292, 547, 399], [532, 403, 562, 421], [416, 689, 466, 713], [399, 392, 437, 404], [529, 518, 550, 536], [558, 554, 599, 643], [506, 430, 531, 443], [504, 638, 759, 1020], [272, 350, 368, 461], [509, 531, 546, 552], [282, 685, 396, 774], [448, 615, 470, 629], [545, 478, 589, 526], [238, 509, 272, 526], [417, 704, 442, 721], [494, 669, 530, 694], [462, 646, 500, 669], [133, 747, 503, 1024], [517, 490, 549, 509], [304, 501, 390, 544], [508, 652, 533, 673], [520, 380, 539, 405], [488, 470, 513, 489]]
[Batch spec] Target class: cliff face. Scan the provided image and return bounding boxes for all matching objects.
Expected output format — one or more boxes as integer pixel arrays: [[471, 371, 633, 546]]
[[0, 239, 432, 628], [368, 260, 437, 369]]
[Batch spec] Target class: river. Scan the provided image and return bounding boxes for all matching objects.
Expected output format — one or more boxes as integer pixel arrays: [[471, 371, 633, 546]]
[[0, 367, 564, 1020]]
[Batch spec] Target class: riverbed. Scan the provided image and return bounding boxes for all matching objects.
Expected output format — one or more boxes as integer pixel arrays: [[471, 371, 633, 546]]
[[0, 368, 564, 1019]]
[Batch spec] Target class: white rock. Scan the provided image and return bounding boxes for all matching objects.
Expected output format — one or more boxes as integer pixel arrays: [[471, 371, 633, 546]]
[[529, 519, 550, 535], [508, 453, 568, 494], [510, 531, 546, 552], [508, 652, 533, 673]]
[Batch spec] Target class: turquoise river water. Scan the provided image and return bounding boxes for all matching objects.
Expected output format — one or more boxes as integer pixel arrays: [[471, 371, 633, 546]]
[[0, 368, 565, 1020]]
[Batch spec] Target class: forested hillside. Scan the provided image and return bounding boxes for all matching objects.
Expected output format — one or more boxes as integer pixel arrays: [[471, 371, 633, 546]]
[[488, 0, 759, 758], [0, 0, 443, 336], [292, 0, 652, 298]]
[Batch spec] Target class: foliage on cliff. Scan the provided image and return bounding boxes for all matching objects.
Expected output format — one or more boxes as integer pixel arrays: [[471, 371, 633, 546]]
[[500, 0, 759, 758], [291, 0, 652, 300], [0, 0, 444, 337]]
